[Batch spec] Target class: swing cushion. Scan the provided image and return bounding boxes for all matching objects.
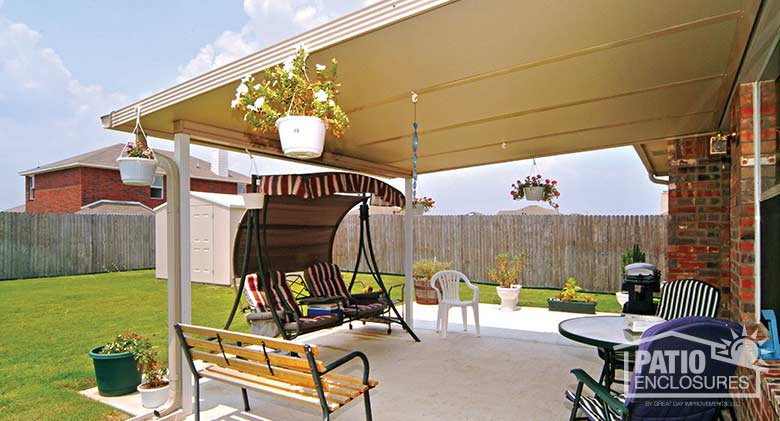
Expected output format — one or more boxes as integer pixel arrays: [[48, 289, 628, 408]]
[[244, 272, 302, 320], [343, 302, 387, 318], [305, 261, 352, 299]]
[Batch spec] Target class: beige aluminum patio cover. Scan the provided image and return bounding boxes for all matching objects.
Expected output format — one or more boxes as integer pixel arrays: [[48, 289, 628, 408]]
[[233, 172, 403, 274]]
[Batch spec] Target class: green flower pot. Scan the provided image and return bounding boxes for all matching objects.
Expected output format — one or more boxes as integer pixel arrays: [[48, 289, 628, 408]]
[[88, 345, 141, 396]]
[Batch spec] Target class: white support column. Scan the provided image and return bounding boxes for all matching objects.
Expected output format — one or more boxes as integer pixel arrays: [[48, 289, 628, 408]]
[[752, 82, 762, 323], [404, 178, 414, 326], [174, 132, 193, 413]]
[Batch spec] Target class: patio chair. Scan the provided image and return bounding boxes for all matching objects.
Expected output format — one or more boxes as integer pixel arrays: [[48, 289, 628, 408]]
[[243, 271, 342, 337], [430, 270, 480, 339], [566, 316, 741, 421], [304, 261, 390, 327], [656, 278, 720, 320]]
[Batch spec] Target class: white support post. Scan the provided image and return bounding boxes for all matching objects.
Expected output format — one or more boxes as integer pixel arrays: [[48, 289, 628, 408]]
[[174, 133, 193, 413], [404, 178, 414, 326]]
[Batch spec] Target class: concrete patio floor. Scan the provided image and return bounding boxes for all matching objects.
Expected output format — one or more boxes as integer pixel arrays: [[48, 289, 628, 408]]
[[83, 303, 611, 420]]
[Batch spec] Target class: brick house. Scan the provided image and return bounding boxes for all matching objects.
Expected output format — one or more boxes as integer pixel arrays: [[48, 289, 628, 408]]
[[18, 144, 249, 214]]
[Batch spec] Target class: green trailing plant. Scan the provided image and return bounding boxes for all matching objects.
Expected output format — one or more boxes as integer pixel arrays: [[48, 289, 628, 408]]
[[413, 259, 452, 281], [487, 253, 525, 288], [621, 244, 646, 267], [231, 45, 349, 137], [554, 277, 596, 303]]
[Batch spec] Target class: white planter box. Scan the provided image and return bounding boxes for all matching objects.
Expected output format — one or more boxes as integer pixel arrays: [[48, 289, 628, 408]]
[[137, 383, 170, 409], [523, 186, 545, 201], [241, 192, 265, 209], [117, 157, 157, 186], [276, 116, 326, 159], [496, 285, 522, 311]]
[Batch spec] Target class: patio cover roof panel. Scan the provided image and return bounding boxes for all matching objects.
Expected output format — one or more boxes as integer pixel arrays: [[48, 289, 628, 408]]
[[102, 0, 761, 178]]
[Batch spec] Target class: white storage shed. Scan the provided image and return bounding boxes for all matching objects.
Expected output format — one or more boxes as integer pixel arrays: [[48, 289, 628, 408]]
[[155, 192, 245, 286]]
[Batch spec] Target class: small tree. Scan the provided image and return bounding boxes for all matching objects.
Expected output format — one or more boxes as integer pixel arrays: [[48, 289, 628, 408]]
[[487, 253, 525, 288], [621, 244, 646, 267]]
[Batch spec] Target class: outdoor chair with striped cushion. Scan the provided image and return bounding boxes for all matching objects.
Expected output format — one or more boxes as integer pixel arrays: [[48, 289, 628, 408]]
[[656, 278, 720, 320], [304, 261, 388, 319], [243, 271, 341, 337]]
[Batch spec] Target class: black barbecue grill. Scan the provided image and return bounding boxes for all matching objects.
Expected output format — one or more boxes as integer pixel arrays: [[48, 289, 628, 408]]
[[621, 263, 661, 315]]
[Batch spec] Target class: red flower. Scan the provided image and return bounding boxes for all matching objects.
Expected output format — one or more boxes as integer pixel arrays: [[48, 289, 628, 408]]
[[552, 180, 557, 185]]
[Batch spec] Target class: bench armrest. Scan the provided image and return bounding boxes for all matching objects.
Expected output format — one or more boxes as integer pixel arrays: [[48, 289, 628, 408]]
[[322, 351, 372, 387], [244, 310, 285, 321]]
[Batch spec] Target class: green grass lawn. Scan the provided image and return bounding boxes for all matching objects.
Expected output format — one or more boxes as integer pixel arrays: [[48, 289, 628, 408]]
[[0, 270, 620, 420]]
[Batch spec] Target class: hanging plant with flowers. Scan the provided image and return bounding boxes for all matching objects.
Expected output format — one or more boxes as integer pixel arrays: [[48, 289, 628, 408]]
[[413, 196, 435, 212], [230, 45, 349, 159], [123, 141, 154, 159], [510, 175, 561, 209]]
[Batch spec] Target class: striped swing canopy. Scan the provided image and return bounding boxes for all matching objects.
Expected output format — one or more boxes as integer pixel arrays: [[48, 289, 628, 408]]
[[233, 172, 405, 275]]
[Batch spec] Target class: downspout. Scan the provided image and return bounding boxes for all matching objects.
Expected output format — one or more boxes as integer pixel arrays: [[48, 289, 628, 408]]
[[647, 173, 669, 186], [153, 153, 184, 418], [752, 81, 762, 323]]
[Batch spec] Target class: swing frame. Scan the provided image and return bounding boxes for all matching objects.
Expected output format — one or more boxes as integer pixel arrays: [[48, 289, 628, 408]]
[[224, 173, 419, 342]]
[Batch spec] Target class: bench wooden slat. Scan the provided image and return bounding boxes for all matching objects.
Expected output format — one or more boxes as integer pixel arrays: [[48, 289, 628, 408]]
[[191, 350, 320, 390], [322, 372, 379, 389], [184, 335, 326, 373], [203, 366, 353, 406], [179, 324, 317, 356], [201, 367, 342, 411]]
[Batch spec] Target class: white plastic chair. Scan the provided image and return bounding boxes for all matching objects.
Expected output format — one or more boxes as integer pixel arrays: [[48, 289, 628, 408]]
[[431, 270, 480, 338]]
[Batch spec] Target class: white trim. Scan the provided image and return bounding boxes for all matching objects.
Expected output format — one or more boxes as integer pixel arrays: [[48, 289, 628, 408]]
[[81, 200, 154, 211], [752, 81, 762, 323]]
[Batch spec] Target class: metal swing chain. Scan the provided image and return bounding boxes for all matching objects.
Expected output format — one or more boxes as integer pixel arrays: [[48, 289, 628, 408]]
[[411, 92, 419, 203]]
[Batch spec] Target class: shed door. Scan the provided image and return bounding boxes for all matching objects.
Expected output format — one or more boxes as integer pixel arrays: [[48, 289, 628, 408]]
[[191, 205, 214, 283]]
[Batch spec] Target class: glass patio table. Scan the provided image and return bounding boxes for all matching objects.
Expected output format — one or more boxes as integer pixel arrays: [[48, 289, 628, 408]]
[[558, 315, 641, 389]]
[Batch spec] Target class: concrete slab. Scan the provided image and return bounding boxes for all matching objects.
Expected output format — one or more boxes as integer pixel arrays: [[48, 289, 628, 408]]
[[81, 303, 608, 420]]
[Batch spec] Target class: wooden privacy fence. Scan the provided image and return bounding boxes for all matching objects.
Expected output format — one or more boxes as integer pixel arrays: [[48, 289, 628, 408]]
[[0, 213, 155, 280], [333, 214, 668, 292]]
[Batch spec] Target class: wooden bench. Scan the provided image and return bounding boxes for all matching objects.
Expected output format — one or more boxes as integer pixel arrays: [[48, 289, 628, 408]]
[[175, 324, 378, 421]]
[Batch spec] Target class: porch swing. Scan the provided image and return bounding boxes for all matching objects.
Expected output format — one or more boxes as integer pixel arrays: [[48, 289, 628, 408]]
[[223, 172, 420, 342]]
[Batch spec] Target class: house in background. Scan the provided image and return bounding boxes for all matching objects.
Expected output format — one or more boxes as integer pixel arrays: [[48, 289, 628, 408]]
[[18, 144, 250, 214], [497, 205, 560, 216]]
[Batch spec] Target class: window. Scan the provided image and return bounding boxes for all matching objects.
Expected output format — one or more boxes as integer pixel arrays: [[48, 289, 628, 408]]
[[237, 183, 247, 194], [150, 175, 164, 199], [28, 175, 34, 200]]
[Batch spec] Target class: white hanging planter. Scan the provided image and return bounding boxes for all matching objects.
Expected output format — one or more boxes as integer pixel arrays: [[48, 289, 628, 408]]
[[405, 206, 428, 216], [137, 382, 170, 409], [276, 116, 326, 159], [117, 157, 157, 186], [242, 192, 265, 209], [523, 186, 545, 201]]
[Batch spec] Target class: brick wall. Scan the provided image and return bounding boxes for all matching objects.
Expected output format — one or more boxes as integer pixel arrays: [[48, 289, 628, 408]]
[[25, 168, 83, 213], [26, 166, 247, 213], [666, 136, 731, 316]]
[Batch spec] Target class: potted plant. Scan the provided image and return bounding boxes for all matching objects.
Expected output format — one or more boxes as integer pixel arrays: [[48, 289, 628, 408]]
[[487, 253, 524, 311], [401, 196, 435, 216], [136, 347, 169, 409], [413, 258, 452, 304], [617, 244, 646, 305], [88, 333, 150, 396], [116, 141, 157, 186], [231, 45, 349, 159], [510, 175, 560, 209], [547, 277, 597, 314]]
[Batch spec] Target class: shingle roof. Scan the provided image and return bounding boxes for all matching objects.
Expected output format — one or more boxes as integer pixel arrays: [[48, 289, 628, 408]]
[[19, 144, 250, 184], [76, 200, 154, 216], [3, 204, 25, 213]]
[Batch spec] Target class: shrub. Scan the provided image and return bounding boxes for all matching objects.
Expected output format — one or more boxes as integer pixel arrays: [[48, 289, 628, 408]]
[[413, 259, 452, 281], [487, 253, 525, 288], [554, 277, 596, 303]]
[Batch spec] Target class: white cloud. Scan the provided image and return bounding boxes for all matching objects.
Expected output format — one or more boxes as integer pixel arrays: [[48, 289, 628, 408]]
[[0, 15, 128, 210]]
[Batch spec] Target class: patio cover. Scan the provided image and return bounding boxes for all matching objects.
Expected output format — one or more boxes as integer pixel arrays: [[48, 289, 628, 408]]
[[233, 172, 403, 274], [101, 0, 775, 179]]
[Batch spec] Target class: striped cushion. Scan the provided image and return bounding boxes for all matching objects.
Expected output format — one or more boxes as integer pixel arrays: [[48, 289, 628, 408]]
[[656, 279, 720, 320], [565, 389, 624, 421], [343, 302, 387, 317], [305, 261, 352, 299], [244, 271, 301, 319]]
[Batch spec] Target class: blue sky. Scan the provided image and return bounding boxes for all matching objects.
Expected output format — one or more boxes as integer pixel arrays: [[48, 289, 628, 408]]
[[0, 0, 667, 215]]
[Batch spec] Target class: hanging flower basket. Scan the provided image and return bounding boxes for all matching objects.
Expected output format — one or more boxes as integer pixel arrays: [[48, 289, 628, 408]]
[[276, 116, 326, 159], [231, 45, 349, 160], [510, 174, 560, 209], [117, 142, 157, 186]]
